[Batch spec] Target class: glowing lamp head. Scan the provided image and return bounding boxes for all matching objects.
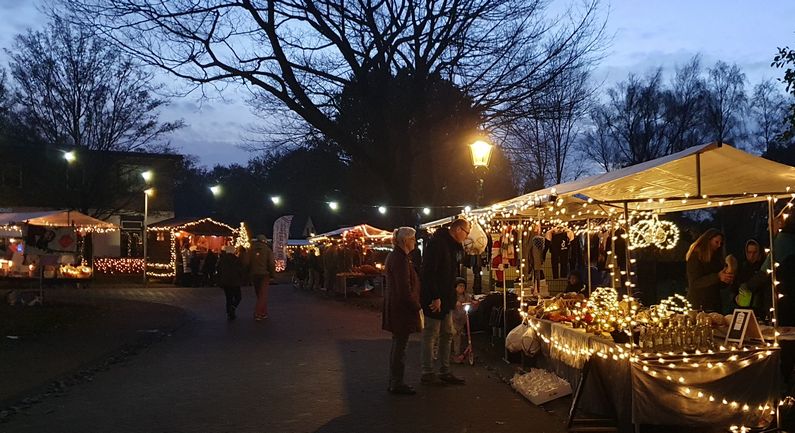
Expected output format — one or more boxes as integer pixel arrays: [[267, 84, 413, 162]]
[[464, 206, 472, 213], [210, 185, 222, 196], [378, 206, 387, 215], [328, 201, 339, 211], [144, 188, 155, 197], [63, 151, 76, 163], [141, 170, 153, 183], [469, 140, 493, 168], [422, 207, 431, 216], [270, 196, 282, 205], [464, 303, 471, 312]]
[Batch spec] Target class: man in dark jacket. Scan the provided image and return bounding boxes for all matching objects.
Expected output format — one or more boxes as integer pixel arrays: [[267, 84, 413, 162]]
[[420, 218, 470, 385], [217, 245, 243, 320]]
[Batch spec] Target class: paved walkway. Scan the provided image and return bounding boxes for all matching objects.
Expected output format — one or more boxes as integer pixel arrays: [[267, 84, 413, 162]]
[[2, 285, 568, 433]]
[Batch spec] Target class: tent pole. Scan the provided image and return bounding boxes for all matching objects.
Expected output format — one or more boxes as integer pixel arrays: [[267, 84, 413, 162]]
[[695, 153, 702, 198], [623, 202, 632, 297], [767, 199, 779, 346], [586, 218, 592, 295], [502, 260, 510, 364]]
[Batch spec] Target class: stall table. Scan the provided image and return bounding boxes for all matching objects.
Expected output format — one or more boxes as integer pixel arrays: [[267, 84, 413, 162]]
[[335, 272, 386, 298], [528, 317, 781, 432]]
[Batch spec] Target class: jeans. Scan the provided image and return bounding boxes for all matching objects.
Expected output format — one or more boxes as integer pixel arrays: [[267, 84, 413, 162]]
[[421, 312, 453, 375], [222, 286, 241, 316], [389, 333, 410, 388]]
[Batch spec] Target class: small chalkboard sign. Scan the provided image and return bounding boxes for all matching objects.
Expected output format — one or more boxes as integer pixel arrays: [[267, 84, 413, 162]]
[[724, 308, 763, 346]]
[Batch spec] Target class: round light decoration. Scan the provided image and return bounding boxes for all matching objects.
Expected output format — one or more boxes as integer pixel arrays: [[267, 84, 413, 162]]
[[629, 215, 680, 250]]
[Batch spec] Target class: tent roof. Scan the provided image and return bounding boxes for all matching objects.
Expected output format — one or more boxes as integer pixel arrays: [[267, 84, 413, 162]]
[[0, 210, 116, 229], [310, 224, 392, 241], [479, 143, 795, 219], [149, 217, 237, 236]]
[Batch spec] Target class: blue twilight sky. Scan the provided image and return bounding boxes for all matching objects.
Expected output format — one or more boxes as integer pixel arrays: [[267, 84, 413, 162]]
[[0, 0, 793, 167]]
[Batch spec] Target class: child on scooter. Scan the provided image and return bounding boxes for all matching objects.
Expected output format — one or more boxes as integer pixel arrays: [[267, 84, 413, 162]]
[[452, 277, 472, 361]]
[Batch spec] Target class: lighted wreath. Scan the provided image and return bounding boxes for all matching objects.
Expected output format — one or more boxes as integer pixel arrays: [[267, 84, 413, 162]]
[[629, 215, 680, 250]]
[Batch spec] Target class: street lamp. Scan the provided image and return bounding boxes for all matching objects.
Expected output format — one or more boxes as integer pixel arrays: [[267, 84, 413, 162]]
[[143, 186, 154, 285], [270, 196, 282, 206], [328, 201, 339, 211], [378, 205, 387, 215], [209, 185, 222, 196], [63, 151, 76, 163], [141, 170, 153, 183], [469, 138, 493, 297], [469, 139, 494, 206], [422, 207, 431, 216]]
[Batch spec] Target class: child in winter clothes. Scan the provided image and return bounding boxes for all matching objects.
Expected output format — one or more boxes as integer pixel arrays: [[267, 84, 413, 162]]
[[452, 277, 473, 360]]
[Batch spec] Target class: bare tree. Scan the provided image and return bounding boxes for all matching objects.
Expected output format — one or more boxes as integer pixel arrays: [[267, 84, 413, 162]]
[[749, 79, 789, 153], [661, 55, 707, 153], [606, 69, 667, 165], [578, 105, 617, 172], [505, 64, 592, 187], [773, 46, 795, 141], [60, 0, 606, 206], [6, 16, 183, 151], [703, 61, 747, 146]]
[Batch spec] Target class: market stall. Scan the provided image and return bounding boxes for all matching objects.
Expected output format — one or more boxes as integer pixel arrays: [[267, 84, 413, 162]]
[[428, 142, 795, 431], [145, 217, 247, 281], [0, 210, 117, 281], [309, 224, 392, 297]]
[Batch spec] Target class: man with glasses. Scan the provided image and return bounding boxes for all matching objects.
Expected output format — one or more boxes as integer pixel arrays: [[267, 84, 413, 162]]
[[420, 218, 471, 385]]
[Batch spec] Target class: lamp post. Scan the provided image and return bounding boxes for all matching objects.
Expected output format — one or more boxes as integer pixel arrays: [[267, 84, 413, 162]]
[[141, 170, 154, 285], [469, 139, 493, 206], [469, 139, 493, 296]]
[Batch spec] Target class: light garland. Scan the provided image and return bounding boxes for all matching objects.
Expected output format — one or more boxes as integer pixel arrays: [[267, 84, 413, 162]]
[[94, 258, 145, 274]]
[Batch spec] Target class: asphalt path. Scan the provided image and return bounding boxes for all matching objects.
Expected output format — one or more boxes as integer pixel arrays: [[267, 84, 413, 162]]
[[3, 285, 567, 433]]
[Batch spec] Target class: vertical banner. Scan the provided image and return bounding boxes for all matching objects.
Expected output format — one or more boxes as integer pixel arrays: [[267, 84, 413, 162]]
[[272, 215, 293, 272]]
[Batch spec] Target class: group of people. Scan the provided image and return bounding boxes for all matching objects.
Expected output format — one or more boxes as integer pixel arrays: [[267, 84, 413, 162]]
[[382, 218, 472, 395], [685, 214, 795, 324], [182, 235, 276, 321], [178, 246, 219, 287]]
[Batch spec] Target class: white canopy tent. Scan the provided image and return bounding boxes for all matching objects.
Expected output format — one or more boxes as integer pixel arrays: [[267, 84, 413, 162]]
[[309, 224, 392, 243], [0, 210, 117, 231], [471, 143, 795, 221]]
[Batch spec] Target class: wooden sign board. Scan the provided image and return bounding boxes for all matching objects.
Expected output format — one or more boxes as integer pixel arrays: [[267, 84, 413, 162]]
[[724, 308, 764, 346]]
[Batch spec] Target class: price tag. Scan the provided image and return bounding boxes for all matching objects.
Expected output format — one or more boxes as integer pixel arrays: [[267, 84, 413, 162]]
[[724, 308, 763, 346]]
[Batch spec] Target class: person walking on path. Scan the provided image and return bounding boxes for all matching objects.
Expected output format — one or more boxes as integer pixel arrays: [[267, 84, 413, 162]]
[[420, 218, 470, 385], [217, 245, 244, 320], [383, 227, 423, 395], [203, 248, 219, 286], [250, 234, 276, 320]]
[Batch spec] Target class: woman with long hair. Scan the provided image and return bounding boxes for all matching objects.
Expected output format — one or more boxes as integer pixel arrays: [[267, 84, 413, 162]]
[[686, 228, 734, 312]]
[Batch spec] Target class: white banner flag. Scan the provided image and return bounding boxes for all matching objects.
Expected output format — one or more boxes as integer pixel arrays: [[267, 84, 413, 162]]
[[272, 215, 293, 272]]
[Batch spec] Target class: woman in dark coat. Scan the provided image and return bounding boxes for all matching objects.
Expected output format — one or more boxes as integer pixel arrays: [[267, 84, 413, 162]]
[[217, 245, 244, 320], [382, 227, 422, 395], [686, 228, 734, 312]]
